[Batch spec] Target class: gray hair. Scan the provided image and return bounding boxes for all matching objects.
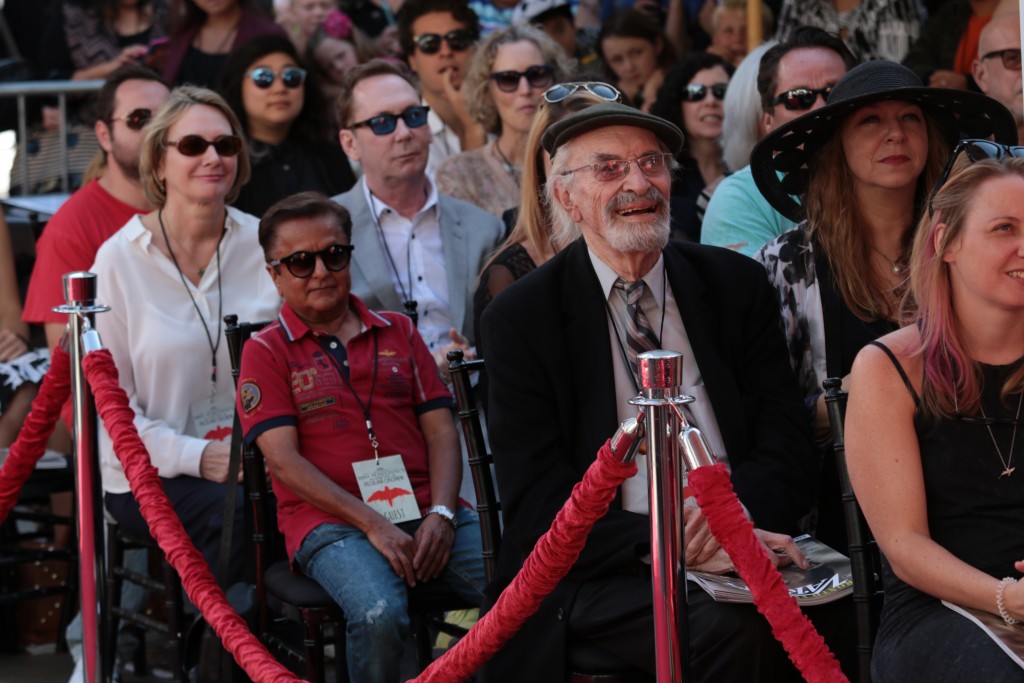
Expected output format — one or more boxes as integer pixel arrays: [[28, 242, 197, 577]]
[[722, 40, 776, 170]]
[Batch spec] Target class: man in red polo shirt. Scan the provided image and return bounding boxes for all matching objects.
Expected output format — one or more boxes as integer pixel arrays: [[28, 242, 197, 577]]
[[237, 192, 484, 683]]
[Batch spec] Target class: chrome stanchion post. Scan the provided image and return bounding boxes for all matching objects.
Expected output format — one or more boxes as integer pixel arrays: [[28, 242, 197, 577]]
[[55, 272, 111, 683], [630, 350, 692, 683]]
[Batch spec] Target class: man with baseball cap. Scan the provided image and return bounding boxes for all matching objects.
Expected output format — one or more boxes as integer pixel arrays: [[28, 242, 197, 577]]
[[478, 101, 822, 681]]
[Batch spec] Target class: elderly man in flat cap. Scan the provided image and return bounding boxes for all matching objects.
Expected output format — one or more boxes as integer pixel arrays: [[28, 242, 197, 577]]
[[478, 102, 828, 682]]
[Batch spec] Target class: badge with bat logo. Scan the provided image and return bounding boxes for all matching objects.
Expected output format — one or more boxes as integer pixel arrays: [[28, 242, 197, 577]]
[[352, 455, 421, 523]]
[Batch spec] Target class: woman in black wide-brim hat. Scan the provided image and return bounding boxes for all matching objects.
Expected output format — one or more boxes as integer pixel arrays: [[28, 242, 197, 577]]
[[749, 60, 1017, 552]]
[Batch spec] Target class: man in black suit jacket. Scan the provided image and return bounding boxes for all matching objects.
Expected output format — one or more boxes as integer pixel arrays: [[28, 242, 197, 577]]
[[478, 103, 818, 682]]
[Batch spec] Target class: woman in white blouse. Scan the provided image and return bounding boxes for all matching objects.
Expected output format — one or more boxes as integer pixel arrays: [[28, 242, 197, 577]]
[[93, 86, 280, 582]]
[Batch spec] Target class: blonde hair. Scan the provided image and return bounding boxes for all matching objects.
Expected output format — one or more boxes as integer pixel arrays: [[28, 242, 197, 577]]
[[139, 86, 252, 208]]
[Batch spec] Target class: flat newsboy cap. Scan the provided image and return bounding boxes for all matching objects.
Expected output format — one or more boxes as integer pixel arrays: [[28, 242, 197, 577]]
[[540, 102, 684, 156]]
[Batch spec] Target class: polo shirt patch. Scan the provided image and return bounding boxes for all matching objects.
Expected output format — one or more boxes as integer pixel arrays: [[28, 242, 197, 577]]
[[298, 394, 337, 414], [240, 382, 261, 413]]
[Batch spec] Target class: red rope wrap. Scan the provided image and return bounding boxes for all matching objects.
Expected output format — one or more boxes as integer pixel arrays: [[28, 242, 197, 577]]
[[689, 464, 847, 683], [0, 345, 72, 526], [410, 439, 638, 683], [82, 350, 301, 683]]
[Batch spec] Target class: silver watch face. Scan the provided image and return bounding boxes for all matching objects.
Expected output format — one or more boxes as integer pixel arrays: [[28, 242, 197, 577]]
[[428, 505, 454, 520]]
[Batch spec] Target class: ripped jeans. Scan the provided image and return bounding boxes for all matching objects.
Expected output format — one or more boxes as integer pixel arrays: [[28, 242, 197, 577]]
[[293, 507, 485, 683]]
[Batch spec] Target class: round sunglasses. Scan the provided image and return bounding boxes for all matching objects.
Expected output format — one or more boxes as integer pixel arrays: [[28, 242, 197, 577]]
[[267, 244, 355, 278], [682, 82, 727, 102], [166, 134, 243, 157], [412, 29, 475, 54], [111, 108, 153, 131], [771, 85, 833, 111], [348, 105, 430, 136], [543, 82, 621, 104], [248, 66, 307, 89], [490, 65, 554, 93]]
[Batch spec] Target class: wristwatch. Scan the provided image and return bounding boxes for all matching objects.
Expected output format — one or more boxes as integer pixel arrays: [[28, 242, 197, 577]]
[[425, 505, 457, 529]]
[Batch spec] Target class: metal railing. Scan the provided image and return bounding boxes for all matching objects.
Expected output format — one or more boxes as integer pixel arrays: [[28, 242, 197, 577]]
[[0, 79, 104, 195]]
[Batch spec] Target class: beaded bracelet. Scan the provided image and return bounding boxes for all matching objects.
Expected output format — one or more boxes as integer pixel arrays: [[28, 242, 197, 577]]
[[997, 577, 1019, 626]]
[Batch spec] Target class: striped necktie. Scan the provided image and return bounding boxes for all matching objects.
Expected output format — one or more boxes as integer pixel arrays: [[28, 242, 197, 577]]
[[611, 278, 661, 380]]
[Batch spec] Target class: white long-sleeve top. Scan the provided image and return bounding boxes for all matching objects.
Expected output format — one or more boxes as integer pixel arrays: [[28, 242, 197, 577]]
[[92, 207, 281, 494]]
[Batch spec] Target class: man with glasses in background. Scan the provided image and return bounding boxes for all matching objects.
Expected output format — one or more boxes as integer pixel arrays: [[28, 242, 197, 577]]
[[399, 0, 488, 172], [332, 60, 503, 380], [974, 12, 1023, 145], [239, 192, 485, 683], [701, 27, 856, 257], [24, 64, 170, 356], [478, 102, 819, 682]]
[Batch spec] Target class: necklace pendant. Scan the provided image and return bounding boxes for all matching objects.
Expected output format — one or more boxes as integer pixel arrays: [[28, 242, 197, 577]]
[[892, 263, 902, 275], [1002, 466, 1016, 478]]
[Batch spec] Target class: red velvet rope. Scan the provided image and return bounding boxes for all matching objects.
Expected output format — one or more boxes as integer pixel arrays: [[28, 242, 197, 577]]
[[689, 464, 848, 683], [0, 345, 72, 526], [410, 439, 639, 683], [82, 350, 302, 683]]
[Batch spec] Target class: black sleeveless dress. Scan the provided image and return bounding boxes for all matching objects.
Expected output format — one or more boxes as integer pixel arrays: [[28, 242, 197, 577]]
[[870, 341, 1024, 682]]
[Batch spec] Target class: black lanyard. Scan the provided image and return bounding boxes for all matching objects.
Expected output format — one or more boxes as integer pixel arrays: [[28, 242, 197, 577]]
[[368, 189, 420, 325], [320, 328, 381, 461]]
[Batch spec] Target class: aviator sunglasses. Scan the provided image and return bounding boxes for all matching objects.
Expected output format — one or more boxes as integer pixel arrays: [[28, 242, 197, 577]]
[[929, 139, 1024, 213], [490, 65, 554, 93], [165, 134, 243, 157], [111, 108, 153, 131], [771, 85, 832, 111], [412, 29, 475, 54], [267, 244, 355, 278], [248, 66, 307, 89], [543, 82, 621, 104], [682, 82, 727, 102], [348, 105, 430, 136]]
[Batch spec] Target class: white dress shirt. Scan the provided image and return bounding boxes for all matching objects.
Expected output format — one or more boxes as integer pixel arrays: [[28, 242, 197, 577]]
[[587, 248, 730, 514], [93, 208, 281, 494]]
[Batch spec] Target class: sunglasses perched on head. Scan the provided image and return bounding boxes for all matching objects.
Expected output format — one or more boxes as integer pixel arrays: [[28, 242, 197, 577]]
[[111, 108, 153, 131], [248, 66, 307, 89], [490, 65, 554, 93], [771, 85, 832, 111], [980, 48, 1022, 71], [412, 29, 475, 54], [543, 82, 621, 104], [166, 134, 243, 157], [929, 139, 1024, 212], [348, 105, 431, 135], [683, 82, 727, 102], [561, 153, 673, 183], [267, 244, 355, 278]]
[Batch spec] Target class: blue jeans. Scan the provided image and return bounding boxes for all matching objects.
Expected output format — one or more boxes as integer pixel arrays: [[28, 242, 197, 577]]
[[294, 507, 486, 683]]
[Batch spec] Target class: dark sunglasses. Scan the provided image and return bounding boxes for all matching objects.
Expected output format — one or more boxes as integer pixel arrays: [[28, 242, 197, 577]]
[[929, 139, 1024, 212], [980, 48, 1022, 71], [111, 108, 153, 131], [267, 244, 355, 278], [248, 66, 307, 89], [490, 65, 554, 93], [543, 82, 621, 104], [348, 105, 430, 135], [683, 82, 727, 102], [412, 29, 475, 54], [771, 85, 832, 111], [166, 134, 243, 157]]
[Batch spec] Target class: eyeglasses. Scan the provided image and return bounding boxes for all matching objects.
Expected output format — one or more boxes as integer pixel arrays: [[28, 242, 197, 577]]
[[248, 66, 307, 89], [111, 108, 153, 131], [267, 244, 355, 278], [929, 139, 1024, 211], [348, 105, 430, 135], [955, 412, 1024, 427], [490, 65, 554, 93], [771, 85, 832, 111], [980, 48, 1022, 71], [543, 82, 621, 104], [561, 153, 673, 182], [682, 82, 727, 102], [165, 134, 243, 157], [412, 29, 475, 54]]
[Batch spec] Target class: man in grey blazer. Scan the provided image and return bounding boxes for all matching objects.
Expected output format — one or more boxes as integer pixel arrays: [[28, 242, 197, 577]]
[[333, 59, 503, 373]]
